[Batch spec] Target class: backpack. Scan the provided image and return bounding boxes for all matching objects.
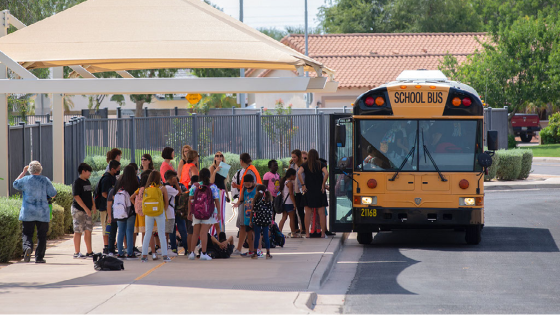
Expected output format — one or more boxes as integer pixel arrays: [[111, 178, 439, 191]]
[[254, 197, 273, 226], [192, 183, 214, 220], [175, 192, 190, 219], [270, 222, 285, 247], [134, 187, 145, 216], [142, 183, 164, 217], [112, 189, 131, 220], [93, 253, 124, 271], [273, 193, 289, 214], [93, 172, 110, 209]]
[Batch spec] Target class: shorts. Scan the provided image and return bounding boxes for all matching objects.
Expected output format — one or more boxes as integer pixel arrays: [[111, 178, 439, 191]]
[[71, 206, 93, 233], [192, 215, 217, 226], [284, 204, 295, 213], [135, 214, 146, 234], [99, 211, 110, 235], [186, 219, 193, 234], [165, 219, 175, 234], [245, 225, 253, 232]]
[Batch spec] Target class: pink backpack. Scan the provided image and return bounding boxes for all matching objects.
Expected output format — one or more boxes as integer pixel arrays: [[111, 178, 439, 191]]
[[135, 187, 145, 216], [192, 183, 214, 220]]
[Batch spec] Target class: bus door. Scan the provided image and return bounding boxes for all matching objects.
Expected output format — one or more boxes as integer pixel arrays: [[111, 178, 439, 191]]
[[329, 114, 353, 232]]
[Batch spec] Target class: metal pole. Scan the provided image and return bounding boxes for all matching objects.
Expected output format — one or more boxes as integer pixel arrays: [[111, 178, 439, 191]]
[[175, 106, 178, 116], [192, 113, 198, 151], [305, 0, 311, 109], [256, 113, 261, 158], [117, 106, 122, 118], [130, 115, 136, 164], [19, 122, 25, 165], [239, 0, 246, 108], [36, 120, 41, 164]]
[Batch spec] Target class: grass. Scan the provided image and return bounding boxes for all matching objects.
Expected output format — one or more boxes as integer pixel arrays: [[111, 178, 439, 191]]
[[525, 144, 560, 157]]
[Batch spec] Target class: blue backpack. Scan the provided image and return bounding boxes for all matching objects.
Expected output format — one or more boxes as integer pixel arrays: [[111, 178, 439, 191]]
[[270, 222, 285, 248]]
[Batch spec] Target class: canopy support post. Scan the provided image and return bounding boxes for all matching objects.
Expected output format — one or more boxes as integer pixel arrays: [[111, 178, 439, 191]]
[[52, 67, 65, 184], [0, 10, 9, 197]]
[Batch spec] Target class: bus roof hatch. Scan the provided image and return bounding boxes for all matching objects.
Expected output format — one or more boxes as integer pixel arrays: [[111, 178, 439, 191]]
[[396, 70, 448, 82]]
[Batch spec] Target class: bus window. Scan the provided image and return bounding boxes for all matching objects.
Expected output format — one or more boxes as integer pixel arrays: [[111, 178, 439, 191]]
[[357, 120, 417, 171], [419, 120, 477, 172]]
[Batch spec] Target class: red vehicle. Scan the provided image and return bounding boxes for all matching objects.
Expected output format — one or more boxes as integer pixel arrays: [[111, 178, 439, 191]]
[[512, 113, 540, 142]]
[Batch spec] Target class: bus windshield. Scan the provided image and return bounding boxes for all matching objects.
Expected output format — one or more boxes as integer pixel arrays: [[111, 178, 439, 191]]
[[356, 120, 479, 172]]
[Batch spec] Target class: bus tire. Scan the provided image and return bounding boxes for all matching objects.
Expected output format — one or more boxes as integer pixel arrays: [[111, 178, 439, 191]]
[[465, 225, 481, 245], [520, 133, 532, 143], [357, 232, 373, 245]]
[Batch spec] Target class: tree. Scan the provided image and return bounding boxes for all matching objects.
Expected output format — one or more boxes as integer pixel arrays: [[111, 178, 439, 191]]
[[262, 99, 299, 156], [318, 0, 388, 33], [439, 14, 560, 117], [191, 94, 239, 114]]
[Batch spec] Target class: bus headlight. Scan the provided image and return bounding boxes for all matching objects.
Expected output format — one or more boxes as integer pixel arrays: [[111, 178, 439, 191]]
[[362, 197, 377, 205], [459, 197, 475, 206]]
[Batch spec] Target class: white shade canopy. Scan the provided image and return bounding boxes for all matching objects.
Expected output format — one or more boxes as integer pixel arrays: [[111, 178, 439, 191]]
[[0, 0, 333, 75]]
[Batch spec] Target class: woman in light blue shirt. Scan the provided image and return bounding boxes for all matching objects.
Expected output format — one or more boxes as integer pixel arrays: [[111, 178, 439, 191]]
[[13, 161, 57, 263]]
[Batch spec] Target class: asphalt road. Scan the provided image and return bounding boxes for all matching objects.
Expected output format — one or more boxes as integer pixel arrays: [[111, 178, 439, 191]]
[[531, 161, 560, 176], [342, 188, 560, 314]]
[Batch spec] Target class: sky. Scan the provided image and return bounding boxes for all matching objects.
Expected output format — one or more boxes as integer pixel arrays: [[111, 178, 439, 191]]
[[207, 0, 329, 30]]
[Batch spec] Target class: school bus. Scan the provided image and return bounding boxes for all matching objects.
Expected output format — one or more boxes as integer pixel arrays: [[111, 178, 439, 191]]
[[328, 70, 497, 245]]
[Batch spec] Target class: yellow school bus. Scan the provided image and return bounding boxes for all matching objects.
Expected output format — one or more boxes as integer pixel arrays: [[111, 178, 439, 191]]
[[329, 70, 497, 245]]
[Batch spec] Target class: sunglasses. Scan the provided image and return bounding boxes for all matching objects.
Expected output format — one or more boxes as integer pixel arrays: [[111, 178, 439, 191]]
[[141, 158, 148, 161], [215, 154, 224, 158], [303, 158, 308, 160]]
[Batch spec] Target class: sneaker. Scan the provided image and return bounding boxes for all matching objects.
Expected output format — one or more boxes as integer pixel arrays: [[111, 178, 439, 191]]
[[200, 253, 212, 261], [127, 254, 139, 260], [163, 256, 172, 262], [172, 249, 178, 254], [231, 249, 242, 256], [141, 257, 148, 263], [107, 252, 114, 257], [133, 247, 141, 255], [152, 253, 158, 260], [85, 252, 94, 258], [188, 252, 196, 260], [35, 259, 46, 264], [326, 230, 336, 236], [116, 254, 127, 260], [241, 251, 254, 257], [167, 251, 177, 257], [73, 252, 87, 259], [23, 247, 32, 262]]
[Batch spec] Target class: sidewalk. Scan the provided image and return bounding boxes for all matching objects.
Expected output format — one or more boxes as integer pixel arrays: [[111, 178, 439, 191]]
[[0, 204, 343, 314], [484, 173, 560, 191]]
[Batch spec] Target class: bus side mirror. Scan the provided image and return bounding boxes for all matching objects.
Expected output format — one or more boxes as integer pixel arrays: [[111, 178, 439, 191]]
[[335, 124, 346, 147], [487, 130, 498, 151]]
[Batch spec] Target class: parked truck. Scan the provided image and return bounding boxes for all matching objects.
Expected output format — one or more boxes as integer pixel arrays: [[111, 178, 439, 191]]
[[511, 113, 540, 142]]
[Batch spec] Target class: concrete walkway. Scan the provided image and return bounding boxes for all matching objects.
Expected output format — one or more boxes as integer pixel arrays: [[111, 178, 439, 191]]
[[0, 204, 343, 314]]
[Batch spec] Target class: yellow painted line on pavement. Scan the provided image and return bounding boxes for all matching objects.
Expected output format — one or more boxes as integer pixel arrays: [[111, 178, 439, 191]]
[[135, 248, 185, 281]]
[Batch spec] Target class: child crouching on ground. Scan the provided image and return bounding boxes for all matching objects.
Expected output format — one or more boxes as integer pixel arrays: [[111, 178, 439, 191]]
[[250, 184, 274, 259]]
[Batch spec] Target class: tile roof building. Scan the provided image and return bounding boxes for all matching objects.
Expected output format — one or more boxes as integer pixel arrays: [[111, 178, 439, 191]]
[[247, 32, 488, 108]]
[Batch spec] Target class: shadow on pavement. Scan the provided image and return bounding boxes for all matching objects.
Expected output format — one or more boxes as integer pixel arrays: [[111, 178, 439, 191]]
[[369, 226, 559, 252]]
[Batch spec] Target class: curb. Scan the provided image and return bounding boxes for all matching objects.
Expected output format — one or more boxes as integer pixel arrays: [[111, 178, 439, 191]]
[[294, 292, 318, 312], [485, 183, 560, 190], [308, 232, 349, 291], [533, 157, 560, 162]]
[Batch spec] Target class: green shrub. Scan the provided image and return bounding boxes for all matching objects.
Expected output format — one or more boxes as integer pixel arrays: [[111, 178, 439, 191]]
[[508, 134, 517, 148], [52, 183, 74, 234], [91, 155, 108, 172], [0, 197, 23, 263], [517, 149, 534, 179], [540, 112, 560, 144], [47, 204, 65, 240], [496, 149, 523, 180], [484, 151, 501, 181], [90, 170, 106, 191]]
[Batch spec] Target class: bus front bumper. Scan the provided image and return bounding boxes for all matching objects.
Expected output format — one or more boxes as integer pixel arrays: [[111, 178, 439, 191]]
[[352, 207, 483, 232]]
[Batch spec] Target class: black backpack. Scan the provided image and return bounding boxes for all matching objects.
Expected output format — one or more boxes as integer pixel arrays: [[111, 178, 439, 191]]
[[270, 222, 285, 247], [93, 253, 124, 271], [273, 193, 289, 214]]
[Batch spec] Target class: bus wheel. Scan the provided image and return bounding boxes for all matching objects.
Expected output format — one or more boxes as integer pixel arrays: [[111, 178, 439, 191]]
[[357, 232, 373, 245], [465, 225, 481, 245], [520, 133, 532, 143]]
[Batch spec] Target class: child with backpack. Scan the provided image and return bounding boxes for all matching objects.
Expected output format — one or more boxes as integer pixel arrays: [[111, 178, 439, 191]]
[[250, 184, 274, 259], [130, 170, 155, 257], [163, 170, 180, 256], [164, 170, 189, 255], [233, 174, 257, 257], [140, 171, 171, 262], [188, 168, 221, 261]]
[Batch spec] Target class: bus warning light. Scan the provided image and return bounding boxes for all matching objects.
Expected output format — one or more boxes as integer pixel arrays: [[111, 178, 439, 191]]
[[462, 97, 472, 107], [365, 97, 375, 106], [400, 85, 407, 89], [459, 179, 469, 189], [367, 179, 378, 189], [375, 97, 385, 106], [415, 85, 422, 89], [452, 97, 462, 107]]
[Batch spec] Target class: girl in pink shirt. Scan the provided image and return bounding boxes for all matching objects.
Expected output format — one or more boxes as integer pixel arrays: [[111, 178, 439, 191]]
[[263, 160, 280, 197]]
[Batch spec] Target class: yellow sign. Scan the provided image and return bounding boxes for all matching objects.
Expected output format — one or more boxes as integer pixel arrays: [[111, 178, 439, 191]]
[[186, 93, 202, 105]]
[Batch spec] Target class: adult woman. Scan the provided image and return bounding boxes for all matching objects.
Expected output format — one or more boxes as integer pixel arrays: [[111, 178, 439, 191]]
[[180, 150, 199, 189], [188, 168, 221, 261], [210, 151, 229, 235], [177, 145, 192, 182], [298, 149, 328, 238], [105, 148, 122, 172], [107, 165, 139, 259], [160, 147, 175, 183], [290, 149, 306, 235], [13, 161, 57, 263], [140, 154, 154, 172]]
